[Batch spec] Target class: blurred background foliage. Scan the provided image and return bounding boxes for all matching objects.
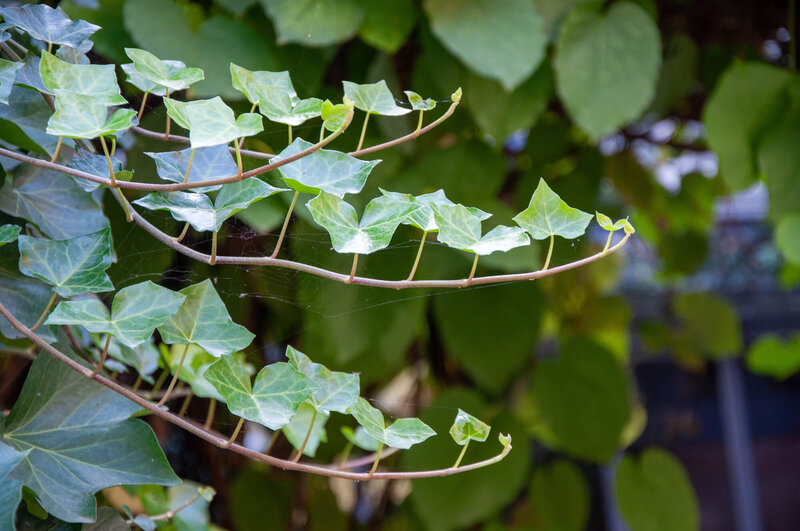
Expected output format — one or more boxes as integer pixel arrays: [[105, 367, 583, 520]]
[[4, 0, 800, 529]]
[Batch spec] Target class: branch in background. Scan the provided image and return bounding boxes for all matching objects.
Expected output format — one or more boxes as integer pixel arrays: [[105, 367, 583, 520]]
[[131, 126, 275, 160]]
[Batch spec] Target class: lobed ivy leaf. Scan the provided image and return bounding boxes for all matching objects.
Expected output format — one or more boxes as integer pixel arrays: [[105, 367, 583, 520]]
[[343, 80, 411, 116], [0, 427, 26, 531], [163, 97, 263, 148], [104, 337, 160, 385], [449, 409, 490, 445], [133, 178, 286, 233], [513, 178, 593, 240], [44, 281, 185, 348], [56, 38, 93, 66], [282, 402, 329, 458], [321, 98, 354, 132], [0, 275, 58, 343], [0, 83, 63, 157], [347, 397, 436, 449], [273, 138, 379, 197], [230, 64, 322, 126], [0, 4, 99, 48], [307, 192, 419, 255], [0, 59, 23, 105], [596, 212, 635, 234], [124, 47, 204, 93], [146, 145, 236, 193], [380, 188, 490, 233], [341, 425, 382, 452], [164, 344, 236, 402], [157, 279, 254, 357], [47, 91, 137, 140], [431, 203, 530, 255], [39, 51, 125, 106], [0, 349, 179, 523], [205, 356, 317, 431], [230, 64, 295, 104], [0, 224, 20, 247], [285, 345, 359, 414], [404, 90, 436, 111], [18, 229, 114, 298]]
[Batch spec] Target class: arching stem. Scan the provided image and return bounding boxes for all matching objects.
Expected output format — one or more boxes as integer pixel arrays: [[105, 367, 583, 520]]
[[270, 191, 299, 258], [90, 335, 112, 378], [210, 231, 218, 265], [292, 408, 318, 463], [406, 231, 428, 281], [204, 398, 216, 430], [542, 234, 554, 271], [602, 231, 614, 254], [30, 291, 57, 332], [347, 254, 359, 284], [223, 417, 245, 448], [183, 148, 195, 183], [453, 440, 470, 468], [356, 113, 371, 151], [174, 223, 190, 243], [137, 92, 149, 121], [466, 254, 479, 285], [368, 442, 384, 479], [50, 136, 63, 163], [178, 391, 193, 417], [156, 343, 190, 407]]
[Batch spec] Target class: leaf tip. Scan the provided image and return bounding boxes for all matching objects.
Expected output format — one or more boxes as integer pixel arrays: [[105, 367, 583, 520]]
[[451, 87, 462, 103]]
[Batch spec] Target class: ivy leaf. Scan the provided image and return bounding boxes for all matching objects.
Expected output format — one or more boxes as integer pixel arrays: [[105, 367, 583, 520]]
[[146, 145, 236, 193], [230, 64, 295, 104], [404, 90, 436, 111], [285, 345, 360, 414], [0, 349, 179, 523], [307, 192, 419, 255], [347, 397, 436, 449], [554, 0, 662, 139], [157, 279, 254, 357], [0, 275, 58, 343], [133, 179, 286, 233], [343, 80, 411, 116], [358, 0, 417, 53], [0, 83, 63, 157], [282, 402, 329, 458], [746, 334, 800, 381], [68, 149, 131, 193], [449, 409, 490, 445], [39, 51, 125, 106], [380, 188, 490, 232], [0, 4, 99, 48], [260, 0, 364, 47], [273, 138, 379, 197], [0, 425, 26, 531], [0, 59, 23, 105], [528, 459, 591, 531], [105, 338, 160, 385], [596, 212, 635, 234], [164, 344, 234, 401], [230, 64, 322, 126], [321, 99, 353, 132], [44, 281, 185, 348], [0, 224, 20, 247], [423, 0, 546, 91], [47, 91, 137, 139], [431, 203, 530, 255], [513, 178, 593, 240], [163, 97, 263, 148], [18, 229, 114, 298], [341, 425, 382, 452], [205, 356, 317, 430], [124, 47, 204, 93]]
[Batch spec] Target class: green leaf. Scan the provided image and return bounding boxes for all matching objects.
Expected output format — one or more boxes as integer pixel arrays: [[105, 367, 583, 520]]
[[274, 138, 380, 197], [616, 449, 699, 531], [44, 281, 185, 348], [0, 164, 109, 240], [206, 356, 317, 430], [285, 345, 359, 414], [0, 426, 26, 531], [307, 192, 418, 255], [596, 212, 634, 234], [1, 350, 179, 523], [423, 0, 546, 91], [404, 90, 436, 111], [321, 99, 353, 132], [124, 47, 204, 92], [104, 337, 160, 384], [513, 178, 593, 240], [0, 4, 99, 47], [758, 110, 800, 222], [431, 203, 530, 255], [746, 334, 800, 381], [555, 0, 661, 139], [674, 293, 742, 359], [0, 83, 63, 157], [527, 459, 590, 531], [380, 188, 490, 232], [0, 59, 23, 105], [449, 409, 490, 445], [282, 402, 329, 458], [705, 61, 792, 190], [69, 149, 130, 193], [343, 80, 411, 116], [649, 34, 699, 117], [146, 145, 236, 193], [47, 91, 137, 139], [340, 425, 382, 452], [259, 0, 364, 47], [776, 215, 800, 265], [357, 0, 417, 53], [164, 344, 232, 401], [18, 229, 114, 298], [0, 274, 58, 343], [0, 225, 20, 247], [85, 507, 130, 531], [133, 178, 286, 233], [347, 397, 435, 449], [532, 338, 631, 462], [163, 97, 263, 148], [230, 64, 322, 126], [39, 51, 125, 106], [157, 279, 254, 357]]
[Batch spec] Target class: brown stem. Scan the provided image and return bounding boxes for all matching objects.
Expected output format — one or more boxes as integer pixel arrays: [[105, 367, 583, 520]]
[[223, 417, 245, 448], [134, 126, 273, 160], [30, 291, 57, 332], [90, 335, 112, 378], [292, 408, 318, 462], [50, 137, 63, 163], [182, 148, 196, 184], [346, 254, 359, 284], [406, 231, 428, 281], [178, 392, 193, 417], [204, 398, 216, 430], [368, 442, 383, 479], [465, 254, 479, 285], [156, 343, 190, 407], [210, 231, 218, 265], [174, 222, 190, 243], [137, 92, 149, 121], [270, 191, 299, 258]]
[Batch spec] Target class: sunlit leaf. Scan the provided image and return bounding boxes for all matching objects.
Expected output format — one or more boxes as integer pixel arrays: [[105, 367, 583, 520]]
[[206, 356, 317, 430], [273, 138, 379, 197], [146, 145, 236, 193], [47, 91, 137, 139], [432, 203, 530, 255], [0, 225, 20, 247], [340, 425, 382, 452], [596, 212, 634, 234], [380, 188, 490, 232], [157, 279, 254, 357], [39, 50, 125, 106], [44, 281, 184, 348], [165, 344, 237, 401], [746, 334, 800, 381], [404, 90, 436, 111], [18, 229, 114, 298], [259, 0, 364, 47], [124, 47, 203, 93], [230, 63, 322, 126], [282, 402, 329, 458], [449, 409, 490, 445], [343, 80, 411, 116], [513, 178, 593, 240], [133, 178, 286, 233], [0, 4, 99, 48], [347, 397, 435, 449], [321, 99, 353, 132], [163, 96, 263, 148], [285, 345, 359, 414], [307, 192, 418, 254], [0, 59, 22, 105]]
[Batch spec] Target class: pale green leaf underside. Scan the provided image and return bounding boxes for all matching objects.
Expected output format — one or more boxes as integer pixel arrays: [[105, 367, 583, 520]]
[[125, 47, 203, 92], [341, 425, 382, 452], [286, 345, 359, 414], [343, 80, 411, 116], [282, 402, 329, 458], [432, 203, 530, 255], [381, 188, 491, 232], [164, 97, 263, 148], [347, 397, 436, 449], [230, 63, 322, 125], [47, 91, 136, 139], [0, 59, 23, 105], [513, 178, 593, 240], [39, 51, 125, 106], [449, 409, 490, 445]]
